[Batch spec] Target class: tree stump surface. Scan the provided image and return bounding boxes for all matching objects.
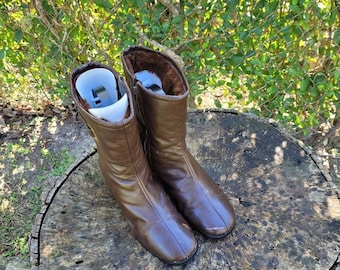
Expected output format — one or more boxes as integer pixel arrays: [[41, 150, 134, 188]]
[[30, 110, 340, 270]]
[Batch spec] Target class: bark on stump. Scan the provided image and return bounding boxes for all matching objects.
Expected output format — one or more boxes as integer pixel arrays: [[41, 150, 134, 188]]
[[30, 110, 340, 270]]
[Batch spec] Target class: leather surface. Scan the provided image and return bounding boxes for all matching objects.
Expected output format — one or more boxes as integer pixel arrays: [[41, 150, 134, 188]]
[[70, 62, 197, 264], [122, 47, 235, 238]]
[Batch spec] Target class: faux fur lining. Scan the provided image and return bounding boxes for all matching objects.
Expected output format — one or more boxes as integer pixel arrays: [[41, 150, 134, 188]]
[[123, 50, 187, 96]]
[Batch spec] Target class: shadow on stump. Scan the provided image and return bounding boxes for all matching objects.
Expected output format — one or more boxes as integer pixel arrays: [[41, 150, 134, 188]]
[[30, 110, 340, 270]]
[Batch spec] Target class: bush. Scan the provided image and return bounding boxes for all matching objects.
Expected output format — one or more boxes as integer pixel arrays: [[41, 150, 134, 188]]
[[0, 0, 339, 134]]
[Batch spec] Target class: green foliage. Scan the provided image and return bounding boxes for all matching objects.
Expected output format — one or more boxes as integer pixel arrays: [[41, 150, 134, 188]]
[[0, 0, 339, 133]]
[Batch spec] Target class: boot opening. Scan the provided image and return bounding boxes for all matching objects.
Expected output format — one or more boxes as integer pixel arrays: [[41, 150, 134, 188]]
[[135, 70, 166, 96], [123, 48, 188, 96], [75, 67, 129, 122]]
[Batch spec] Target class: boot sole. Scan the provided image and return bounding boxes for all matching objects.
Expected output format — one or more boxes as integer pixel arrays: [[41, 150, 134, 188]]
[[161, 244, 198, 266], [199, 224, 235, 239]]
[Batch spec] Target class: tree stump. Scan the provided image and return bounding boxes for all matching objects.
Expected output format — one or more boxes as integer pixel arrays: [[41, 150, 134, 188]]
[[30, 110, 340, 269]]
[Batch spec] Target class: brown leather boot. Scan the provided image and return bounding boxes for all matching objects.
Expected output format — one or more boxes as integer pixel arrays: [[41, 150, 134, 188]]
[[122, 46, 235, 238], [70, 62, 197, 264]]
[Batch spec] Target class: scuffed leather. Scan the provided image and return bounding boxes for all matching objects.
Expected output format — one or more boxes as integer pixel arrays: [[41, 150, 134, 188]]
[[122, 47, 235, 238], [70, 62, 197, 264]]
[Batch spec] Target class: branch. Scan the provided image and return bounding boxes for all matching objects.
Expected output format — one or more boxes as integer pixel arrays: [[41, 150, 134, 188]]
[[134, 24, 184, 70], [312, 120, 340, 149], [172, 37, 203, 53], [33, 0, 60, 40], [158, 0, 180, 17], [79, 4, 113, 67]]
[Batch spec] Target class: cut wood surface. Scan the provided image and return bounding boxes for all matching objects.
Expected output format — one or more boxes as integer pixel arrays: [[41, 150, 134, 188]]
[[30, 110, 340, 269]]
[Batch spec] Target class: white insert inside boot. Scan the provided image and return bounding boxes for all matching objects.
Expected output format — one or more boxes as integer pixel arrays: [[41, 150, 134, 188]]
[[75, 68, 128, 122], [135, 70, 166, 95]]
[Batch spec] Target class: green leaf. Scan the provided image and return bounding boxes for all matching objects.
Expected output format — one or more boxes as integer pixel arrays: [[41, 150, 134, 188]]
[[232, 91, 243, 100], [231, 55, 243, 66], [291, 25, 302, 37], [313, 72, 327, 84], [333, 28, 340, 46], [214, 99, 222, 108], [240, 31, 248, 40], [0, 49, 5, 60], [216, 79, 226, 87], [265, 1, 279, 14], [310, 87, 319, 97], [196, 49, 203, 56], [202, 42, 209, 50], [225, 38, 235, 48], [204, 50, 214, 59], [252, 27, 263, 36], [93, 0, 113, 9], [172, 15, 183, 24], [333, 69, 340, 80], [14, 30, 23, 43], [323, 110, 330, 119], [300, 78, 310, 92], [196, 96, 202, 106]]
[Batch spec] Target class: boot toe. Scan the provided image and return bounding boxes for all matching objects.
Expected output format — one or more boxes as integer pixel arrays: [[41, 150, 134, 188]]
[[186, 193, 236, 238], [138, 219, 197, 265], [203, 214, 235, 238]]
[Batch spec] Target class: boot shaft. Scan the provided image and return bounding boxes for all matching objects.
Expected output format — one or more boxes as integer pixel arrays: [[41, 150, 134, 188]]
[[70, 62, 144, 174], [122, 47, 190, 149]]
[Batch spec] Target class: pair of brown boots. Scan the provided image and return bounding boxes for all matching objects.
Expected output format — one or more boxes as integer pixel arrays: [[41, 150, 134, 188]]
[[70, 46, 235, 265]]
